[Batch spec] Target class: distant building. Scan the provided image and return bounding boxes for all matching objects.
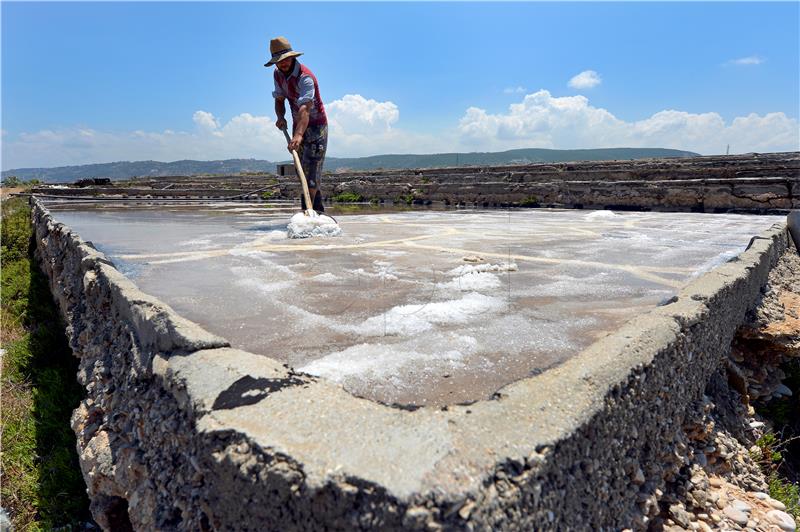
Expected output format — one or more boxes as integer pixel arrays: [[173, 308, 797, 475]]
[[277, 163, 296, 177]]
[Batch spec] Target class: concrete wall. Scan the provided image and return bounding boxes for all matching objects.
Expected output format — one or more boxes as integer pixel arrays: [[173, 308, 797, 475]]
[[32, 197, 790, 530]]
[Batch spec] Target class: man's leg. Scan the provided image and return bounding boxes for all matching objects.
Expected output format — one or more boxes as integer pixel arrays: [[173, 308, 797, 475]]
[[299, 125, 328, 213]]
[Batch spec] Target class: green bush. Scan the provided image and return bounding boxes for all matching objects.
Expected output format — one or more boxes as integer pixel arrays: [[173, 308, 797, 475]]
[[397, 193, 414, 205], [332, 191, 364, 203], [2, 175, 22, 187]]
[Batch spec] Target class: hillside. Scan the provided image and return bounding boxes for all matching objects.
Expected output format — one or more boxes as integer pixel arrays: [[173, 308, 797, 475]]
[[2, 148, 699, 183]]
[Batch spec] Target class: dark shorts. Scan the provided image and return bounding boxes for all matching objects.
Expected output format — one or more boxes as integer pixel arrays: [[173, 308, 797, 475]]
[[297, 123, 327, 190]]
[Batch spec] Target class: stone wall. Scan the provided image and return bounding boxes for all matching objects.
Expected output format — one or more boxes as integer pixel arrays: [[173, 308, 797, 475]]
[[32, 197, 791, 530], [30, 152, 800, 212], [312, 152, 799, 212]]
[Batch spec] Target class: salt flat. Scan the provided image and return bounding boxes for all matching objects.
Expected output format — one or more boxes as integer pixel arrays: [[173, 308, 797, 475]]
[[49, 202, 783, 406]]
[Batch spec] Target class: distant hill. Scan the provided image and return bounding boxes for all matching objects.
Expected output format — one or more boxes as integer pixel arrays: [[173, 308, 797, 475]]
[[2, 148, 699, 183], [325, 147, 699, 171]]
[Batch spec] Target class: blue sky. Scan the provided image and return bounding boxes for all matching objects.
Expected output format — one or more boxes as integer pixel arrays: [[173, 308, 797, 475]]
[[2, 1, 799, 169]]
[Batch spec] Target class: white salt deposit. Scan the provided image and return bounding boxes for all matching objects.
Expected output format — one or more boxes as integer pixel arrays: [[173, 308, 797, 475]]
[[311, 272, 339, 282], [585, 210, 619, 220], [286, 212, 341, 239], [439, 271, 503, 291], [447, 262, 518, 276], [299, 333, 479, 385], [347, 292, 506, 336], [349, 261, 400, 281], [235, 277, 295, 294], [178, 238, 213, 248], [689, 248, 743, 279]]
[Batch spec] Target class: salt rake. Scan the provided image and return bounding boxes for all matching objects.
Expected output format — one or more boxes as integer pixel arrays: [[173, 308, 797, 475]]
[[282, 127, 317, 218]]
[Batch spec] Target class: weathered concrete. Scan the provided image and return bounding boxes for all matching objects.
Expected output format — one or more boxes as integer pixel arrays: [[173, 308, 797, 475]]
[[32, 197, 791, 529]]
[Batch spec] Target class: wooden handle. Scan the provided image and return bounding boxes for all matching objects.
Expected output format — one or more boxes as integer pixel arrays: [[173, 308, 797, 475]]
[[282, 128, 315, 215]]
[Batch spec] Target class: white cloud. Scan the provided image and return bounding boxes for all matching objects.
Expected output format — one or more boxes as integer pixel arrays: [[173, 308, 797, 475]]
[[503, 86, 527, 94], [192, 110, 221, 135], [568, 70, 602, 90], [2, 91, 798, 169], [325, 94, 445, 157], [729, 56, 764, 66], [4, 112, 288, 169], [456, 89, 799, 154]]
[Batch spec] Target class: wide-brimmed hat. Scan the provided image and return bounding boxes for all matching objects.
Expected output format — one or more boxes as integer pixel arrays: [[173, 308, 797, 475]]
[[264, 36, 303, 67]]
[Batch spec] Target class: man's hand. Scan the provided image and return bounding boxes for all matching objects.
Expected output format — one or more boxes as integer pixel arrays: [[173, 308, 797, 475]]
[[275, 117, 287, 130], [288, 134, 303, 153]]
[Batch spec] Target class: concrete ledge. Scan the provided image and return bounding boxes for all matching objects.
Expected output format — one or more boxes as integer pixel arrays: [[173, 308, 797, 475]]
[[31, 197, 789, 529]]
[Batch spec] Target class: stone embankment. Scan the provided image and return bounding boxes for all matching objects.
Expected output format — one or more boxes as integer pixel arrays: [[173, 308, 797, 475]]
[[31, 195, 798, 530], [32, 152, 800, 213], [320, 151, 800, 212]]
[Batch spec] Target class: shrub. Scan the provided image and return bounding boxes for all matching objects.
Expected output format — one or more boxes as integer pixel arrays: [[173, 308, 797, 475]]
[[332, 191, 364, 203]]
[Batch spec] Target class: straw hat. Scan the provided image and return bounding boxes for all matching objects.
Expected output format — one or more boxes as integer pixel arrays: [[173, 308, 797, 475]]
[[264, 36, 303, 67]]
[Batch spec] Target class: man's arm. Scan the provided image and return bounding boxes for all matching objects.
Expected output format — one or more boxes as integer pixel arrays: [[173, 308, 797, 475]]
[[275, 97, 287, 130], [288, 102, 312, 152]]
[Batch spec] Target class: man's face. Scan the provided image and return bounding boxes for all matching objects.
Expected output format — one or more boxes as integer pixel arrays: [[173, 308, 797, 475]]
[[276, 57, 293, 74]]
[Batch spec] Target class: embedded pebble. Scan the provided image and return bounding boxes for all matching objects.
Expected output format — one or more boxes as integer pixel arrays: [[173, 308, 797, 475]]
[[767, 510, 796, 531], [669, 504, 692, 528], [768, 498, 788, 511], [749, 421, 765, 429], [731, 499, 752, 514], [751, 491, 769, 500], [723, 506, 749, 526], [775, 383, 793, 396]]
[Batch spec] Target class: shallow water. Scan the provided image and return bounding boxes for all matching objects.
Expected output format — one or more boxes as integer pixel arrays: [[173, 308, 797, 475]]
[[48, 201, 784, 406]]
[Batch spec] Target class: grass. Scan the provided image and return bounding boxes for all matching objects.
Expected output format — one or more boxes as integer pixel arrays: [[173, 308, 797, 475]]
[[752, 358, 800, 518], [331, 191, 364, 203], [519, 196, 540, 207], [1, 196, 92, 529], [752, 431, 800, 517]]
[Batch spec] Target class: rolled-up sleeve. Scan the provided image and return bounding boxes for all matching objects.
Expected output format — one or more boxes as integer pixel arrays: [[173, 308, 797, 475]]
[[296, 74, 316, 105]]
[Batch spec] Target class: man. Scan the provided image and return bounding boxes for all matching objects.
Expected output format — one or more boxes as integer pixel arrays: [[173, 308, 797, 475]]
[[265, 36, 328, 212]]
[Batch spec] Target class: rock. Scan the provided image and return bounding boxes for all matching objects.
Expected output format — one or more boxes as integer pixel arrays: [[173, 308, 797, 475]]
[[749, 421, 765, 429], [691, 489, 708, 507], [632, 466, 646, 485], [716, 495, 728, 510], [709, 477, 724, 488], [775, 383, 793, 396], [458, 501, 475, 520], [768, 498, 787, 511], [751, 491, 769, 500], [695, 452, 708, 467], [723, 505, 749, 526], [730, 499, 752, 514], [767, 510, 796, 531], [669, 504, 692, 528]]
